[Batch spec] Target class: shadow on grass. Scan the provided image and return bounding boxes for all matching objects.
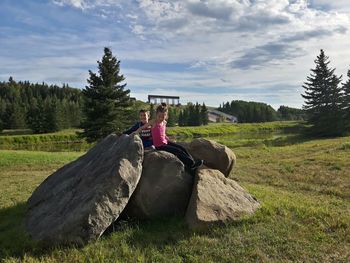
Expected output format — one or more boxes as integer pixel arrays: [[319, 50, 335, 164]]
[[105, 216, 195, 249], [0, 202, 63, 260], [104, 215, 253, 251], [0, 203, 252, 261], [0, 202, 35, 260]]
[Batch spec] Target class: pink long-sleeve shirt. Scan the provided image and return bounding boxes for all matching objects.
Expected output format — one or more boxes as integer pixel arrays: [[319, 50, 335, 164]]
[[151, 121, 168, 147]]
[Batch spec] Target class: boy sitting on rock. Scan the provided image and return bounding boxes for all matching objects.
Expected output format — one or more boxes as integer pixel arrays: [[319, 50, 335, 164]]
[[123, 109, 153, 148]]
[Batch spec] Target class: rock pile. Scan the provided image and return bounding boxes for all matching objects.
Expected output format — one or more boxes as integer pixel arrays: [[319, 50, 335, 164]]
[[25, 134, 260, 245]]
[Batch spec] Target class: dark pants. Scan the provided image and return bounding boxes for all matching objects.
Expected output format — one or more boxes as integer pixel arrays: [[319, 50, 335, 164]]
[[156, 141, 195, 168]]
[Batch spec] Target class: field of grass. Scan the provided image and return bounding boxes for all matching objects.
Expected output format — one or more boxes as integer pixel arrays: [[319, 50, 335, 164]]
[[0, 129, 89, 151], [0, 132, 349, 262], [167, 121, 305, 137]]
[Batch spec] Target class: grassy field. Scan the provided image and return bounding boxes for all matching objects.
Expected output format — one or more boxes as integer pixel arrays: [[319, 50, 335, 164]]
[[167, 121, 305, 137], [0, 130, 349, 262], [0, 129, 88, 151]]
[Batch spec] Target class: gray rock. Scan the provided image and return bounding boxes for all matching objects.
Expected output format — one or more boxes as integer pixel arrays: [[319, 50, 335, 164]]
[[181, 139, 236, 177], [25, 134, 143, 245], [185, 168, 260, 230], [123, 149, 194, 219]]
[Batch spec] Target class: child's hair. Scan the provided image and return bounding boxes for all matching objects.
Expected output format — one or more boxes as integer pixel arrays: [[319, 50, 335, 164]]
[[139, 109, 149, 114], [156, 103, 168, 113]]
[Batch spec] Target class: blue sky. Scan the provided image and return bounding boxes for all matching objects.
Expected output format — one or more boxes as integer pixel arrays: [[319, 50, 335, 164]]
[[1, 0, 350, 108]]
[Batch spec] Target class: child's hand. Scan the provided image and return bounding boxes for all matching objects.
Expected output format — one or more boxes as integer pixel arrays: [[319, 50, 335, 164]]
[[131, 128, 141, 136]]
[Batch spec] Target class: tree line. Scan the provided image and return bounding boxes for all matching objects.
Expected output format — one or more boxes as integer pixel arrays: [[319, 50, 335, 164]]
[[178, 103, 209, 126], [0, 78, 82, 133], [218, 100, 305, 123]]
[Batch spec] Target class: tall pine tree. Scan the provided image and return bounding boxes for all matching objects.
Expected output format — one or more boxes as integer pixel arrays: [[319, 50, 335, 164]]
[[302, 49, 343, 136], [80, 47, 131, 142]]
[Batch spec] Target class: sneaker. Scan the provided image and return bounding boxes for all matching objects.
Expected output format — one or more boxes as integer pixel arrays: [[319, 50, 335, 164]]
[[191, 159, 204, 170]]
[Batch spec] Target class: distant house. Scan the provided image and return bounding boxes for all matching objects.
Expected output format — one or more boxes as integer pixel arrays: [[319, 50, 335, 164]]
[[148, 94, 180, 106], [207, 109, 237, 123], [208, 112, 219, 122], [227, 115, 238, 123]]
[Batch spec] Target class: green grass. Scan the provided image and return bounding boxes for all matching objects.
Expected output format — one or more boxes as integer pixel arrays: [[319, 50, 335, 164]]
[[167, 121, 305, 137], [0, 129, 89, 151], [0, 133, 349, 262]]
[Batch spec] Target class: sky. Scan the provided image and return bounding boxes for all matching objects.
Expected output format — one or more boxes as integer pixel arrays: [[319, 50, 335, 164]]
[[1, 0, 350, 109]]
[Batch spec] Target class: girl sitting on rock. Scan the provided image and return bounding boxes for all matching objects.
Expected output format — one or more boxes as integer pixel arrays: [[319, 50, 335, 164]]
[[134, 103, 203, 170]]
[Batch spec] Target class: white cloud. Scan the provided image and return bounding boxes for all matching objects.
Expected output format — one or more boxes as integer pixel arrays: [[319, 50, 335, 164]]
[[53, 0, 86, 9], [52, 0, 124, 10]]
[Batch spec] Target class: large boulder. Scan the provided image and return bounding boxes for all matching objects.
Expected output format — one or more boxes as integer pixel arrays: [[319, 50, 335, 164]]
[[181, 139, 236, 177], [185, 168, 260, 230], [123, 149, 194, 219], [25, 134, 143, 245]]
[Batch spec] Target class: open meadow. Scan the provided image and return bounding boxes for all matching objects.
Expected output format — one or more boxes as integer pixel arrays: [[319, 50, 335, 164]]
[[0, 122, 349, 262]]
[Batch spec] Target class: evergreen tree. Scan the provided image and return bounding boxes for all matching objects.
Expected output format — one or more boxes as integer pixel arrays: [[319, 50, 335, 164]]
[[43, 97, 60, 132], [167, 107, 177, 127], [80, 47, 131, 142], [200, 103, 208, 125], [58, 99, 70, 129], [178, 110, 184, 126], [277, 105, 305, 121], [341, 69, 350, 131], [187, 103, 196, 126], [8, 102, 26, 129], [26, 99, 45, 133], [179, 108, 189, 127], [302, 49, 343, 136], [194, 103, 201, 126]]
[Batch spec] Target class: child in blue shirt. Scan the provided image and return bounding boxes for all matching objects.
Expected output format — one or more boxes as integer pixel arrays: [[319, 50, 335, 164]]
[[123, 109, 153, 148]]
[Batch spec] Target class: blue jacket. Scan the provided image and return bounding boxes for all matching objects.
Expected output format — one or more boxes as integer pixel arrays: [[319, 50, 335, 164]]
[[123, 121, 153, 147]]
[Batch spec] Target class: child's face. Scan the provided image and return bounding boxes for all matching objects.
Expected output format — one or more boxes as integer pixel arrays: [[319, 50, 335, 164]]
[[156, 112, 167, 122], [139, 112, 149, 123]]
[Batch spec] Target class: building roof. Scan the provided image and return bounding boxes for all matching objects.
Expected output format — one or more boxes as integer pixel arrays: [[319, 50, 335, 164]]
[[148, 94, 180, 99]]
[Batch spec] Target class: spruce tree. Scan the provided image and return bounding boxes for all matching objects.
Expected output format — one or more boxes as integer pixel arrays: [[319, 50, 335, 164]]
[[302, 49, 343, 136], [80, 47, 131, 142], [341, 69, 350, 132], [167, 107, 176, 127], [194, 103, 201, 126], [179, 108, 189, 126], [187, 103, 196, 126], [200, 103, 208, 125], [26, 99, 45, 133], [178, 110, 184, 126], [9, 102, 26, 129], [43, 97, 60, 132]]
